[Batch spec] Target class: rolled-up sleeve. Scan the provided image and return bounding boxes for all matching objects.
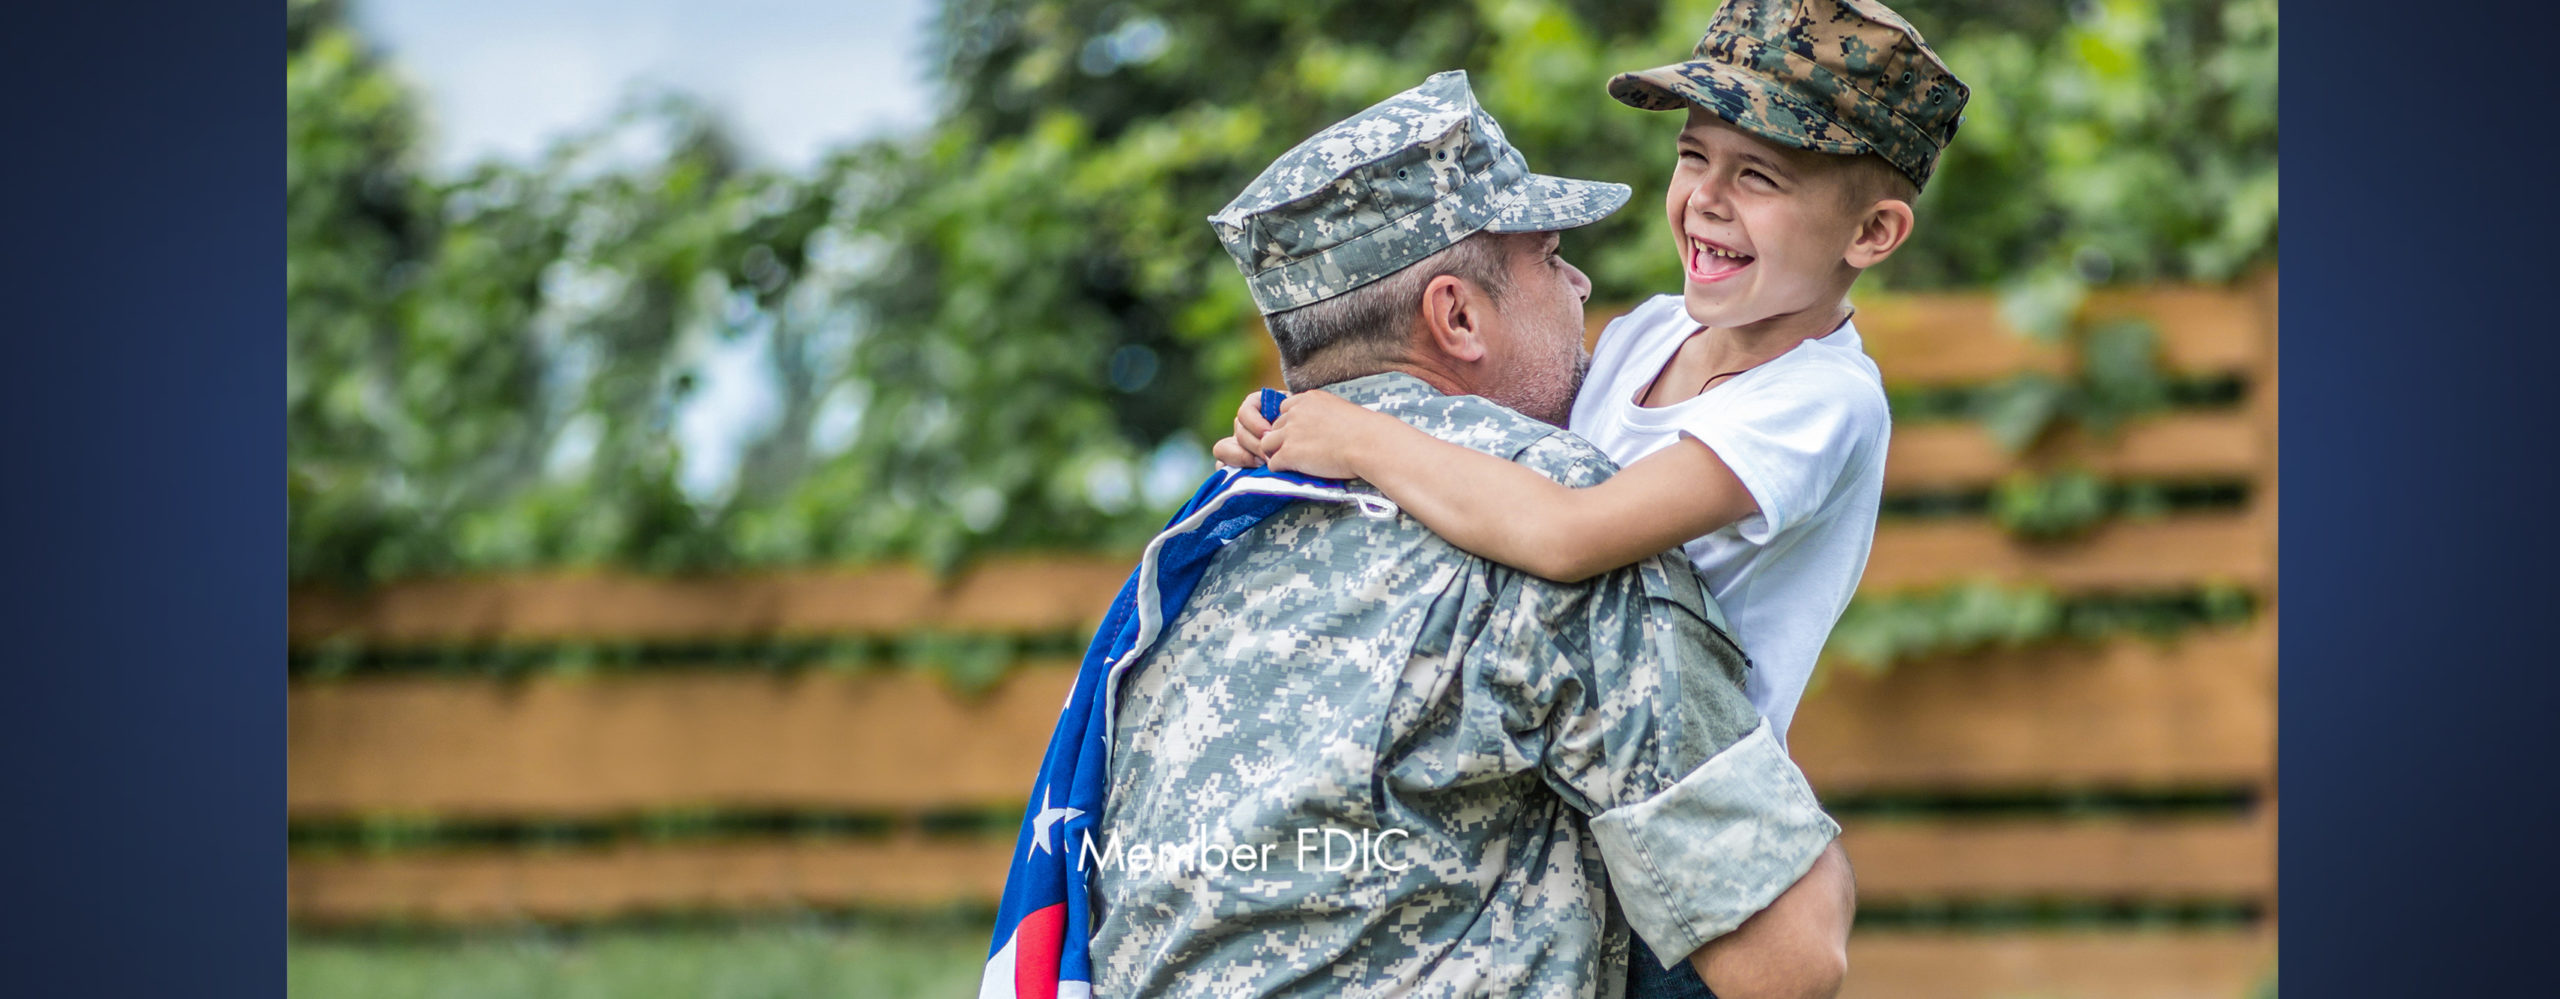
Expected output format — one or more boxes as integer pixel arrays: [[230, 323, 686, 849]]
[[1477, 549, 1839, 968], [1590, 719, 1837, 965]]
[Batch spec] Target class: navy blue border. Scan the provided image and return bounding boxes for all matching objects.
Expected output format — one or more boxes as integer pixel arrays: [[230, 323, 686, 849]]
[[2, 0, 2556, 993], [2283, 0, 2560, 991], [0, 2, 276, 994]]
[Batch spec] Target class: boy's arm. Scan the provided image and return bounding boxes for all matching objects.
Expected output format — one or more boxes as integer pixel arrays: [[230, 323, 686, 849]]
[[1258, 390, 1757, 583], [1685, 840, 1856, 999]]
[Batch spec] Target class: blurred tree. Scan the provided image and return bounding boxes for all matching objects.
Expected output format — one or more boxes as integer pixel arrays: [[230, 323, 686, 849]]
[[287, 0, 2275, 582], [288, 0, 437, 578], [289, 0, 843, 579]]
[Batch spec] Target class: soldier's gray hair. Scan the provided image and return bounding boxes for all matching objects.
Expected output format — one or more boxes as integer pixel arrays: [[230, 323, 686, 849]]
[[1267, 232, 1515, 390]]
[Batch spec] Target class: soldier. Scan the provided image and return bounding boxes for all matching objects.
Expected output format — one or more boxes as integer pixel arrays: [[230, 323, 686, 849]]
[[1082, 70, 1852, 999], [1218, 7, 1969, 989]]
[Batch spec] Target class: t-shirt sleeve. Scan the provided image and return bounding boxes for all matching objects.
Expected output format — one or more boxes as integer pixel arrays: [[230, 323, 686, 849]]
[[1464, 545, 1838, 967], [1678, 362, 1887, 544]]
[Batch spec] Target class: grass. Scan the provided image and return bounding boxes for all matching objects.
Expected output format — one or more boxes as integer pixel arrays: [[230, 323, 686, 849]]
[[287, 916, 987, 999]]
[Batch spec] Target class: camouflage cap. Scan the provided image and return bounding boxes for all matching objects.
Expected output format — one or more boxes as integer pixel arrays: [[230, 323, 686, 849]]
[[1210, 70, 1630, 315], [1609, 0, 1967, 191]]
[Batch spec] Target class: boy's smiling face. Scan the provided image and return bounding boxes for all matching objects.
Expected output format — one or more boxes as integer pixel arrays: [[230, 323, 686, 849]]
[[1664, 108, 1911, 335]]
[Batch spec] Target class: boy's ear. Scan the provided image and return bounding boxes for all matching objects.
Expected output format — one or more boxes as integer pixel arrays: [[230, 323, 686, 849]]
[[1418, 273, 1490, 363], [1843, 198, 1916, 270]]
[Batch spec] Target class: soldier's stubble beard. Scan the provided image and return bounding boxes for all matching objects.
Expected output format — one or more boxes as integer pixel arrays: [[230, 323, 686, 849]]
[[1488, 336, 1590, 429]]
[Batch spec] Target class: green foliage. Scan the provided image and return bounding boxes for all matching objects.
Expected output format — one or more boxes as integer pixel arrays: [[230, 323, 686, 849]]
[[1973, 317, 2171, 452], [289, 0, 907, 582], [1990, 468, 2111, 539], [1827, 581, 2061, 672], [892, 631, 1025, 694], [1825, 582, 2255, 672], [288, 0, 2277, 582], [1895, 0, 2280, 298], [2073, 317, 2176, 432], [1989, 467, 2238, 541]]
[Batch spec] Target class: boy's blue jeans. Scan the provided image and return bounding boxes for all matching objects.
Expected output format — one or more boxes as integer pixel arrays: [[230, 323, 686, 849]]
[[1628, 933, 1720, 999]]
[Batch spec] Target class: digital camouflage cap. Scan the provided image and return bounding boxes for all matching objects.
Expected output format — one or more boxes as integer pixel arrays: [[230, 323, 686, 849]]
[[1609, 0, 1968, 191], [1209, 70, 1630, 316]]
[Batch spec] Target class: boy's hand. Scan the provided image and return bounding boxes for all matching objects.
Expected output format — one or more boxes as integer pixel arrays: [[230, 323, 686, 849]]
[[1263, 390, 1386, 480], [1211, 390, 1281, 469]]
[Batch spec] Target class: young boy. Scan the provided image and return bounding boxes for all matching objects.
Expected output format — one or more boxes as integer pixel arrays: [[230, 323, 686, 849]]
[[1219, 0, 1968, 754]]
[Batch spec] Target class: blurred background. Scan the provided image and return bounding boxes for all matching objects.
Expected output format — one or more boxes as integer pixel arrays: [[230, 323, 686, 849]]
[[286, 0, 2278, 995]]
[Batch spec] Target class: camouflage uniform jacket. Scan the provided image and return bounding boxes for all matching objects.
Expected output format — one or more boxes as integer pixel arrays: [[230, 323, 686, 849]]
[[1088, 371, 1839, 998]]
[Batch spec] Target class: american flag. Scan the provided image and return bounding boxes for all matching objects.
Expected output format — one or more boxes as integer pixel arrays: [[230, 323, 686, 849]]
[[980, 391, 1383, 999]]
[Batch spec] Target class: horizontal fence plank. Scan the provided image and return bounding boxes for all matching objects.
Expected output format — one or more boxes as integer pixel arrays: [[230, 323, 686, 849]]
[[1883, 412, 2260, 492], [286, 813, 2267, 925], [290, 560, 1128, 649], [1271, 278, 2273, 401], [1842, 813, 2273, 904], [1793, 626, 2274, 795], [1844, 930, 2274, 999], [1859, 512, 2268, 591], [1850, 283, 2267, 387], [292, 514, 2264, 651], [290, 662, 1078, 820], [1570, 284, 2263, 387], [292, 626, 2269, 820]]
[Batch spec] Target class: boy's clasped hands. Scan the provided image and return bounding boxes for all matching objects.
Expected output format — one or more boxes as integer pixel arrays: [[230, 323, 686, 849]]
[[1212, 389, 1378, 480]]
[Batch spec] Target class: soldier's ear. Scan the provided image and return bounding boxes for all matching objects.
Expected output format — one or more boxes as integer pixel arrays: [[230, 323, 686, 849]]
[[1418, 273, 1489, 363]]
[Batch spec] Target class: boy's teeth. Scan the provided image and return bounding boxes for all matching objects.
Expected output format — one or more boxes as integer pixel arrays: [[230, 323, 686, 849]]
[[1691, 238, 1751, 274]]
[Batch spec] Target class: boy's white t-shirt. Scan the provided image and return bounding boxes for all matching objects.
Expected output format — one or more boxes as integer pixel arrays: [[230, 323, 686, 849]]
[[1567, 294, 1890, 745]]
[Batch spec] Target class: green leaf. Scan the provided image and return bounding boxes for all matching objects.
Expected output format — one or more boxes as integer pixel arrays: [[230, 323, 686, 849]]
[[1975, 374, 2071, 453]]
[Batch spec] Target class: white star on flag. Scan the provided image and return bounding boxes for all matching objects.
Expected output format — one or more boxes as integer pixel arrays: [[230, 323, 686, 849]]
[[1030, 788, 1085, 855]]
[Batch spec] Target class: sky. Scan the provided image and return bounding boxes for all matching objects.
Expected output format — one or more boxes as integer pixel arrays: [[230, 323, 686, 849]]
[[352, 0, 946, 500], [353, 0, 942, 173]]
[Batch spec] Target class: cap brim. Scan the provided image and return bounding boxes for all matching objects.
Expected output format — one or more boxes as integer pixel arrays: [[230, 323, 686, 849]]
[[1607, 60, 1872, 161], [1482, 173, 1630, 233]]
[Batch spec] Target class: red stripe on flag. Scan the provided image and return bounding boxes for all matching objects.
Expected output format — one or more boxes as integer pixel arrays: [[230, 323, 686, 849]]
[[1012, 902, 1068, 999]]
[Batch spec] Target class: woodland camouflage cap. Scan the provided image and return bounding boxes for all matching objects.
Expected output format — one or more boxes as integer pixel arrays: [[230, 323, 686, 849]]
[[1210, 70, 1629, 315], [1609, 0, 1968, 190]]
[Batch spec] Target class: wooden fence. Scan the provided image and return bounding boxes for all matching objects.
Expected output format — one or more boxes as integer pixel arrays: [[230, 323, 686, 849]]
[[288, 272, 2276, 999]]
